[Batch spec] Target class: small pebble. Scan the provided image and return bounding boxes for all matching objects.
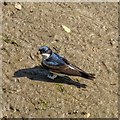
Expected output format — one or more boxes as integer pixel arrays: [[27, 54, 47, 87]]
[[73, 110, 78, 114], [3, 2, 7, 6], [86, 113, 90, 118], [62, 25, 71, 33], [15, 3, 21, 10]]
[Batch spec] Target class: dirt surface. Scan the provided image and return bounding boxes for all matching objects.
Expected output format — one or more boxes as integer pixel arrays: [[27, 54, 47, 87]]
[[2, 2, 118, 118]]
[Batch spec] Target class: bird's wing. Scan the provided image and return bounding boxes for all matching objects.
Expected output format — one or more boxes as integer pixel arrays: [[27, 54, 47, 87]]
[[50, 63, 95, 79], [52, 64, 83, 76], [42, 53, 67, 68], [42, 56, 83, 76], [42, 54, 95, 79]]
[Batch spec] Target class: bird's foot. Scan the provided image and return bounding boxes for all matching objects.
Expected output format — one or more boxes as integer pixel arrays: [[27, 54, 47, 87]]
[[47, 73, 58, 80]]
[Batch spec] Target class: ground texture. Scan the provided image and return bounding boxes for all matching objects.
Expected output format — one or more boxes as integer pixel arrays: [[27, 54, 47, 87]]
[[2, 2, 118, 118]]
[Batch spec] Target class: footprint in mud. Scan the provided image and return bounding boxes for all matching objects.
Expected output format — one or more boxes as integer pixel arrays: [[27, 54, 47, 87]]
[[14, 65, 87, 88]]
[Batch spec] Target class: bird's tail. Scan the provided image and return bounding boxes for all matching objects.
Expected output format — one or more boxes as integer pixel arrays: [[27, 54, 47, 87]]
[[80, 72, 95, 80], [70, 64, 95, 80]]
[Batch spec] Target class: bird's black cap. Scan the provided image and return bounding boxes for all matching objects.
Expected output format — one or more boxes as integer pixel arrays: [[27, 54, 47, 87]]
[[38, 46, 52, 54]]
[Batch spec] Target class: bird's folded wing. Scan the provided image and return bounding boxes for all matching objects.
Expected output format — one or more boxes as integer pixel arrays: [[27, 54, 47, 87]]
[[52, 65, 82, 76], [42, 56, 95, 79], [43, 60, 83, 76]]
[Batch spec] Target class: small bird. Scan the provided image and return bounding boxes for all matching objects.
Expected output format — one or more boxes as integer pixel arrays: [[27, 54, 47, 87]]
[[38, 46, 95, 80]]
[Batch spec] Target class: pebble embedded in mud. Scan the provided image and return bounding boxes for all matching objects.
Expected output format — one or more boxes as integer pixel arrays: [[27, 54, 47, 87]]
[[15, 3, 22, 10]]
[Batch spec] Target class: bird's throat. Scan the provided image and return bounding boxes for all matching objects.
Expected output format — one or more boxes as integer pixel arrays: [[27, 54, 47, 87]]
[[42, 53, 50, 60]]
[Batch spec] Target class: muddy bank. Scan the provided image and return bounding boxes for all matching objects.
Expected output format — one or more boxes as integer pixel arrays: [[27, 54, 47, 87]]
[[2, 2, 118, 118]]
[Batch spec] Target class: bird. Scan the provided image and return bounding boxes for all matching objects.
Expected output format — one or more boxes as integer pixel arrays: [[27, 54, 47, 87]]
[[38, 46, 95, 80]]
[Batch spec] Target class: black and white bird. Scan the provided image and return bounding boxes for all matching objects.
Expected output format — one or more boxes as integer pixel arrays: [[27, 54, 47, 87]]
[[38, 46, 95, 80]]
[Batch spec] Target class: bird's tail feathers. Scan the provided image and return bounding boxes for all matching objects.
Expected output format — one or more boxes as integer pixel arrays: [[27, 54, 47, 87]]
[[80, 72, 95, 80]]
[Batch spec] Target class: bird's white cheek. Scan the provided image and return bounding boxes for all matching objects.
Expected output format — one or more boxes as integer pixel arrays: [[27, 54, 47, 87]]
[[42, 53, 50, 60]]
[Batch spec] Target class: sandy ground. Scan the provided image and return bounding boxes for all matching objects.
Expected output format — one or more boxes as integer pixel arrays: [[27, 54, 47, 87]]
[[2, 2, 118, 118]]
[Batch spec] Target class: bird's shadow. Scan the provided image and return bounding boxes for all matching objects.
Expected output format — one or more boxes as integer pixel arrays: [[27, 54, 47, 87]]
[[13, 66, 87, 88]]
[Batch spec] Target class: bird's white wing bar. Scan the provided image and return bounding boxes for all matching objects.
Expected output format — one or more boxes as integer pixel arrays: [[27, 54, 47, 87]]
[[67, 65, 75, 70]]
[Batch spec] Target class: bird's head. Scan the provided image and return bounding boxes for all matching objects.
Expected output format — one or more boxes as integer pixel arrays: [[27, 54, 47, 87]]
[[38, 46, 52, 60]]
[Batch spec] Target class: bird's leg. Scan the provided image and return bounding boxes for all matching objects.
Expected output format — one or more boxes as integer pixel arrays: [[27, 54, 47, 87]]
[[47, 73, 58, 80]]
